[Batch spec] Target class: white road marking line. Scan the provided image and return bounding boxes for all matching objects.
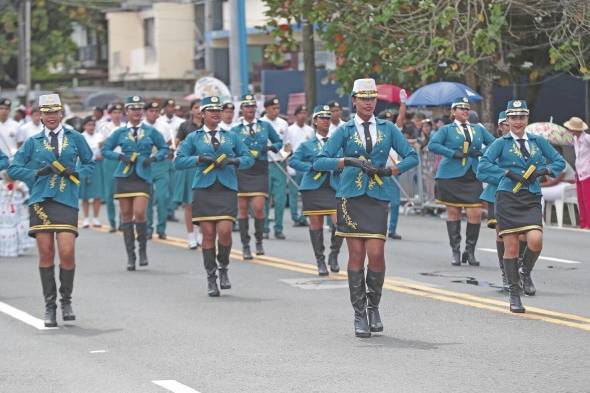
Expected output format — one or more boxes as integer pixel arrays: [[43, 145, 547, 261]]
[[478, 248, 582, 264], [0, 301, 57, 330], [152, 380, 201, 393], [544, 226, 590, 234], [89, 350, 107, 353]]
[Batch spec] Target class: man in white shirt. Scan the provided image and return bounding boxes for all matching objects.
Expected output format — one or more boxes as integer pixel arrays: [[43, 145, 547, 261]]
[[285, 105, 314, 226], [17, 106, 43, 147], [0, 97, 20, 158], [327, 100, 346, 136], [156, 98, 184, 222], [261, 97, 289, 239], [144, 100, 174, 239]]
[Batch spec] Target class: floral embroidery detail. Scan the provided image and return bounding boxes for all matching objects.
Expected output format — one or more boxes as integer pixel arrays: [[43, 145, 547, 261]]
[[59, 177, 67, 192], [62, 136, 70, 152], [219, 134, 226, 145], [354, 171, 363, 189], [49, 174, 57, 189], [43, 139, 54, 153], [352, 132, 364, 147], [375, 130, 384, 145], [509, 143, 523, 158], [529, 143, 538, 158], [32, 203, 51, 225], [340, 198, 358, 230], [368, 178, 376, 190]]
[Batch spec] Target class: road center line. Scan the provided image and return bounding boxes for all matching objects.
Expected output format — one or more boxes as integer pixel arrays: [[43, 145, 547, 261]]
[[0, 301, 57, 330], [478, 248, 582, 264], [152, 380, 201, 393]]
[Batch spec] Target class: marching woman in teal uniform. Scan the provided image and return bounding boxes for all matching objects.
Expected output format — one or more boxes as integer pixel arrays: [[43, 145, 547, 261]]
[[175, 96, 254, 296], [290, 105, 343, 276], [8, 94, 95, 327], [428, 98, 496, 266], [79, 115, 105, 228], [479, 111, 510, 290], [314, 79, 418, 338], [174, 98, 202, 249], [102, 96, 169, 271], [478, 100, 564, 313], [231, 94, 282, 259]]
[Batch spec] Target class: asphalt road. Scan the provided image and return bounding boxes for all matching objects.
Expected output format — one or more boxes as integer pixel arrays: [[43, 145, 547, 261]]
[[1, 210, 589, 393]]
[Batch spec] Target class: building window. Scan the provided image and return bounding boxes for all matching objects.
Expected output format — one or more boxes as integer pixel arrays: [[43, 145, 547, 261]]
[[143, 17, 156, 64]]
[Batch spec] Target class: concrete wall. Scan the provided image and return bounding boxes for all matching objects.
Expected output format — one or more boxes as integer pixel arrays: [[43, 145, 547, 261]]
[[107, 11, 143, 82]]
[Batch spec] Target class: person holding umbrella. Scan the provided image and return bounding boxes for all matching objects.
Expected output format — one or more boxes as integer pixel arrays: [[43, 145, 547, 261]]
[[314, 78, 418, 338], [564, 117, 590, 229], [478, 100, 564, 312], [428, 98, 495, 266]]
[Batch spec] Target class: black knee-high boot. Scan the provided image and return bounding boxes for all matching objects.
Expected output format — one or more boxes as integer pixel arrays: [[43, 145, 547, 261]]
[[309, 229, 328, 276], [520, 247, 540, 296], [59, 267, 76, 321], [238, 218, 252, 259], [517, 239, 527, 269], [136, 222, 148, 266], [254, 218, 265, 255], [202, 248, 219, 297], [217, 242, 232, 290], [328, 226, 343, 273], [462, 223, 480, 266], [39, 266, 57, 327], [446, 221, 461, 266], [348, 268, 370, 338], [496, 240, 508, 291], [503, 258, 525, 313], [366, 269, 385, 332], [121, 222, 136, 271]]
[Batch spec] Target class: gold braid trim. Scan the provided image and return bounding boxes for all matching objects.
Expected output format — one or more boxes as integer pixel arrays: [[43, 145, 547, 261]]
[[59, 176, 66, 192], [32, 203, 51, 225]]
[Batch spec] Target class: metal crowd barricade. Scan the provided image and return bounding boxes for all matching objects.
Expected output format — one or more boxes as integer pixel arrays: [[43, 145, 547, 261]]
[[398, 145, 445, 215]]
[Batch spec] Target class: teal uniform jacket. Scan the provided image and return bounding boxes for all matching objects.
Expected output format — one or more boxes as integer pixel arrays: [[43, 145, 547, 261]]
[[289, 135, 340, 191], [428, 122, 495, 179], [0, 150, 8, 170], [8, 128, 95, 209], [230, 120, 283, 161], [480, 184, 497, 203], [313, 119, 418, 201], [477, 132, 565, 195], [102, 124, 169, 183], [174, 128, 255, 191]]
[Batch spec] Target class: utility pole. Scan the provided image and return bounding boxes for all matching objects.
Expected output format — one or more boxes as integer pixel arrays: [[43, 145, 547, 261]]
[[204, 0, 214, 74], [16, 0, 32, 104], [301, 16, 316, 109], [228, 0, 248, 97]]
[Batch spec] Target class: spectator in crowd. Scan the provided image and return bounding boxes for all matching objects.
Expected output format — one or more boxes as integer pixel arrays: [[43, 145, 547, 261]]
[[564, 116, 590, 229], [17, 106, 43, 147]]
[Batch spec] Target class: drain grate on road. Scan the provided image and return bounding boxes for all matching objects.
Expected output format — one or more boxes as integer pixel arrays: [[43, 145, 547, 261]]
[[281, 277, 348, 290]]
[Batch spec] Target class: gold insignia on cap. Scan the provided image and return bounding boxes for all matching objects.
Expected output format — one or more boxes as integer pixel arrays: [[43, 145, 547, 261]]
[[334, 102, 340, 107], [462, 97, 468, 103], [133, 96, 140, 102], [151, 103, 158, 108], [246, 95, 252, 100], [168, 100, 174, 105], [272, 98, 279, 104], [211, 97, 219, 103], [323, 105, 330, 111], [513, 100, 522, 108]]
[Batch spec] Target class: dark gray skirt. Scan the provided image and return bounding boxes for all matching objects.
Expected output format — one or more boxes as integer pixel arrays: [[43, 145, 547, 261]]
[[114, 170, 151, 199], [435, 170, 483, 208], [336, 195, 388, 240], [237, 159, 268, 197], [192, 181, 237, 223], [302, 180, 337, 216], [29, 199, 78, 237], [496, 190, 543, 237], [487, 202, 497, 229]]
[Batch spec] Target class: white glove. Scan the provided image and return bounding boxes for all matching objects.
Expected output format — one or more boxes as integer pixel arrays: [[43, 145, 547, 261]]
[[399, 89, 407, 105]]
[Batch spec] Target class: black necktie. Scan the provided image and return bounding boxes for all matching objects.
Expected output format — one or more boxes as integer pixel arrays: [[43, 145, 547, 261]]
[[248, 123, 255, 136], [362, 122, 372, 153], [461, 124, 472, 144], [210, 131, 220, 150], [517, 138, 530, 160], [322, 137, 328, 143], [50, 131, 59, 158], [132, 126, 138, 139]]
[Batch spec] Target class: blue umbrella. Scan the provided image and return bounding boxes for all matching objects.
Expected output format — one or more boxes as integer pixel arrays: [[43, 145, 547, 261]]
[[406, 81, 482, 107]]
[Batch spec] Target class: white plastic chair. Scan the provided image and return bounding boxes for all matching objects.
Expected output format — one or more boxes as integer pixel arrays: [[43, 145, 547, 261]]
[[545, 184, 579, 227]]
